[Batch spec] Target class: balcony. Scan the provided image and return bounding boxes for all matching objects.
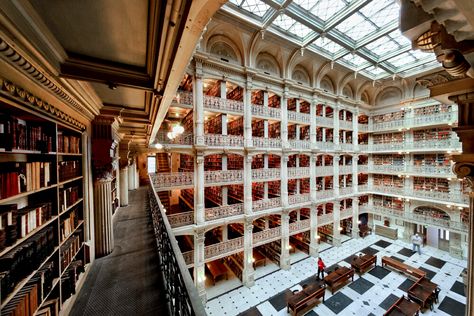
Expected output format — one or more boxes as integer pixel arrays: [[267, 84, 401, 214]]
[[372, 164, 405, 174], [288, 167, 310, 179], [288, 139, 311, 150], [339, 143, 354, 152], [339, 187, 354, 196], [318, 213, 333, 225], [168, 211, 194, 228], [252, 136, 282, 149], [409, 165, 454, 177], [205, 237, 244, 261], [251, 104, 281, 119], [372, 185, 405, 195], [205, 204, 244, 221], [316, 189, 334, 200], [411, 138, 461, 151], [358, 165, 368, 173], [316, 116, 333, 127], [372, 119, 404, 132], [288, 193, 310, 205], [151, 172, 194, 191], [253, 197, 282, 212], [289, 219, 310, 234], [339, 120, 353, 130], [315, 166, 333, 177], [358, 124, 369, 132], [358, 184, 369, 192], [288, 111, 311, 124], [204, 95, 243, 113], [155, 132, 194, 146], [253, 227, 282, 246], [252, 168, 280, 181], [410, 111, 457, 128], [340, 208, 353, 219], [173, 91, 193, 106], [358, 144, 369, 152], [204, 134, 244, 147], [205, 170, 243, 185], [316, 141, 335, 151], [371, 142, 405, 152], [339, 165, 353, 174]]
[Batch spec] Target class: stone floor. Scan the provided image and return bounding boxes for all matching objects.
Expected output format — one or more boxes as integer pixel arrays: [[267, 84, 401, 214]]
[[70, 187, 168, 316], [205, 234, 467, 316]]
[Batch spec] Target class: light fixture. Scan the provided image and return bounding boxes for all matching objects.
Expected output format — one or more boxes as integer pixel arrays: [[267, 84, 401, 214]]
[[173, 123, 185, 135], [167, 131, 175, 139], [154, 143, 163, 149]]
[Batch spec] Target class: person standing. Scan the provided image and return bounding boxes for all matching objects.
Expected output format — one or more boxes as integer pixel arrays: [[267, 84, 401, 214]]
[[411, 233, 422, 254], [317, 257, 326, 280]]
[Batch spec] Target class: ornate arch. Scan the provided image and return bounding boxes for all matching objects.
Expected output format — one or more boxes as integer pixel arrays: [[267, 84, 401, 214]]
[[411, 205, 451, 220], [375, 86, 403, 106], [315, 61, 332, 88], [320, 75, 335, 94], [292, 65, 311, 85], [207, 34, 243, 65], [255, 52, 282, 77]]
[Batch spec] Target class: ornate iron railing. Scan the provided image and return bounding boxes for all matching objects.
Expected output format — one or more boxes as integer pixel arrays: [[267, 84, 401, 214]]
[[339, 120, 353, 130], [205, 170, 243, 184], [204, 95, 244, 113], [288, 139, 311, 150], [252, 136, 282, 148], [288, 111, 311, 124], [252, 168, 280, 180], [251, 104, 281, 119], [288, 193, 310, 204], [315, 166, 333, 177], [204, 134, 244, 147], [252, 197, 282, 212], [150, 172, 194, 190], [288, 167, 310, 178], [316, 116, 333, 127], [168, 211, 194, 228], [205, 204, 244, 221]]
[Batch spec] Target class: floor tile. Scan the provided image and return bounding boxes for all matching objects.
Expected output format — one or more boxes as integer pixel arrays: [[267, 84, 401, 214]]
[[379, 294, 399, 310], [374, 240, 391, 248], [238, 306, 262, 316], [419, 266, 437, 280], [390, 255, 405, 263], [438, 296, 465, 316], [426, 256, 446, 269], [348, 277, 374, 295], [324, 292, 353, 314], [361, 247, 378, 256], [268, 289, 293, 311], [368, 266, 391, 279], [398, 279, 415, 292], [398, 247, 415, 257], [450, 281, 466, 297]]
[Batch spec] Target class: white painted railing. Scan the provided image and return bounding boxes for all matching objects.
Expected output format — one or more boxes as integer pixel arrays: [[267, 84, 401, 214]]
[[358, 144, 369, 151], [316, 166, 333, 176], [372, 205, 404, 215], [288, 111, 311, 124], [288, 167, 310, 178], [316, 116, 333, 127], [174, 91, 193, 106], [151, 172, 194, 190], [168, 211, 194, 228], [251, 104, 281, 119], [339, 143, 354, 152], [339, 165, 353, 174], [288, 193, 310, 204], [409, 165, 454, 176], [339, 187, 354, 196], [204, 95, 244, 113], [205, 170, 243, 184], [358, 184, 369, 192], [252, 136, 282, 148], [253, 227, 281, 246], [155, 132, 194, 146], [316, 141, 335, 150], [358, 165, 368, 173], [289, 219, 310, 233], [372, 119, 404, 132], [205, 237, 244, 260], [372, 185, 405, 195], [339, 120, 353, 130], [253, 197, 282, 212], [205, 204, 244, 221], [316, 189, 334, 199], [411, 138, 461, 150], [409, 111, 457, 128], [358, 124, 369, 132], [252, 168, 280, 180], [340, 208, 353, 219], [288, 139, 311, 150], [372, 164, 405, 173], [182, 250, 194, 265], [204, 134, 244, 147], [371, 142, 405, 151], [318, 213, 333, 225]]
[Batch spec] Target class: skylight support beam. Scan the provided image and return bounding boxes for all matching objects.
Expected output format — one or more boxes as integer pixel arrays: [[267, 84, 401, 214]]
[[354, 20, 399, 49], [324, 0, 373, 31]]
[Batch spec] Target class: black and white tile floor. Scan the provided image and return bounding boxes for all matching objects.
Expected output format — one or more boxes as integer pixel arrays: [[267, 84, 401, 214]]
[[204, 234, 467, 316]]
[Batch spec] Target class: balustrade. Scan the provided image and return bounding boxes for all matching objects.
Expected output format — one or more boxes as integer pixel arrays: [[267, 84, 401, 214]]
[[204, 134, 244, 147], [358, 165, 368, 173], [289, 219, 310, 233], [340, 208, 353, 219], [155, 132, 194, 146], [205, 204, 244, 221], [372, 119, 404, 132], [174, 91, 193, 106], [358, 144, 369, 151], [316, 141, 335, 151], [409, 165, 454, 176], [182, 250, 194, 265], [371, 142, 405, 151], [409, 111, 457, 128], [151, 172, 194, 190], [372, 185, 405, 195], [315, 166, 333, 176], [339, 120, 353, 130], [339, 165, 353, 174], [288, 139, 311, 149], [204, 95, 244, 113], [205, 170, 243, 184], [253, 227, 282, 246], [251, 104, 281, 119], [252, 197, 282, 212], [372, 164, 405, 173], [288, 167, 310, 178], [358, 124, 369, 132], [358, 184, 369, 192], [252, 168, 280, 180], [339, 187, 354, 196], [316, 189, 334, 199], [252, 136, 282, 148], [168, 211, 194, 228], [318, 213, 333, 225], [204, 237, 244, 260], [288, 111, 311, 124], [288, 193, 310, 204], [411, 137, 461, 150], [316, 116, 333, 127], [339, 143, 354, 151]]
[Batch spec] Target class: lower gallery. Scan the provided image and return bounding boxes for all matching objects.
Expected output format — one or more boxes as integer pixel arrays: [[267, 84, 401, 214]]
[[0, 0, 473, 316]]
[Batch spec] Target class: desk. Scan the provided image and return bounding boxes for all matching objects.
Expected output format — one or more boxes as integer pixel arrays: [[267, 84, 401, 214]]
[[324, 266, 354, 294], [287, 279, 325, 316], [408, 284, 433, 311], [381, 256, 426, 280], [384, 296, 420, 316], [351, 254, 376, 274], [206, 261, 228, 285]]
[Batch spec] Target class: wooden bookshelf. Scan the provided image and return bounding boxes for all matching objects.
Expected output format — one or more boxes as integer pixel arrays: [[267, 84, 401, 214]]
[[0, 101, 88, 315], [251, 91, 264, 106], [227, 117, 243, 136], [413, 206, 449, 220], [372, 111, 404, 123], [179, 154, 194, 172], [268, 94, 280, 108], [204, 154, 222, 171], [227, 86, 243, 101]]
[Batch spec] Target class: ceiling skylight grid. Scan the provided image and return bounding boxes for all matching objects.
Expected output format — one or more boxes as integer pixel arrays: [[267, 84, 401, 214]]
[[222, 0, 439, 80]]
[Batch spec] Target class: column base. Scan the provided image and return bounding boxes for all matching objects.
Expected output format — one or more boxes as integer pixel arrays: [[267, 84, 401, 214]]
[[280, 255, 291, 270], [351, 228, 360, 239], [243, 268, 255, 287], [332, 237, 342, 247], [309, 243, 319, 258]]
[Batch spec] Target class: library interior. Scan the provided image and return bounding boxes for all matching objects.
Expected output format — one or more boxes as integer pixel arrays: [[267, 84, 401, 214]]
[[0, 0, 474, 315]]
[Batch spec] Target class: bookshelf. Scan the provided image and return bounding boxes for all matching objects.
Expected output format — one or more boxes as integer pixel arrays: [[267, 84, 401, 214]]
[[300, 101, 310, 114], [251, 91, 264, 106], [252, 155, 264, 169], [252, 120, 264, 138], [179, 154, 194, 172], [300, 126, 310, 140], [0, 101, 88, 315], [413, 127, 451, 141], [227, 117, 243, 136], [413, 177, 449, 193], [204, 115, 222, 134], [227, 154, 243, 170], [268, 122, 280, 138], [413, 206, 449, 219], [268, 94, 280, 108], [413, 104, 450, 115], [287, 98, 296, 111], [227, 86, 243, 101], [204, 154, 222, 171]]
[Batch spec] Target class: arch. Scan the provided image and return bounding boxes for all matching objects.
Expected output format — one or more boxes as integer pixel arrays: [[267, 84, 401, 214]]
[[337, 72, 356, 96], [255, 51, 282, 77], [361, 90, 370, 104], [412, 205, 451, 220], [355, 80, 371, 102], [413, 82, 429, 98], [320, 75, 335, 93], [292, 65, 311, 85], [342, 85, 354, 98], [375, 86, 403, 106], [315, 61, 332, 88], [207, 34, 243, 65]]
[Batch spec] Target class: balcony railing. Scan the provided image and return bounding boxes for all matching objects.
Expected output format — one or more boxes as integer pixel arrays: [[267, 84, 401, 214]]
[[288, 193, 310, 205], [316, 141, 335, 151], [204, 134, 244, 147], [318, 213, 333, 226], [205, 170, 243, 185], [358, 184, 369, 192], [358, 124, 369, 132], [371, 142, 405, 151], [316, 189, 334, 199], [316, 116, 333, 127], [168, 211, 194, 228], [340, 208, 353, 219], [251, 104, 281, 119], [411, 138, 461, 150], [358, 165, 368, 173], [372, 185, 405, 195], [252, 136, 282, 148], [205, 204, 244, 221], [358, 144, 369, 151], [252, 168, 280, 180], [409, 165, 454, 176], [288, 111, 311, 124], [339, 120, 353, 130], [372, 164, 405, 173], [316, 166, 333, 176], [174, 91, 193, 106], [288, 167, 310, 178], [253, 227, 281, 246], [253, 197, 282, 212], [182, 250, 194, 265], [410, 111, 457, 128], [204, 95, 243, 113], [288, 139, 311, 150], [155, 132, 194, 146], [151, 172, 194, 190], [289, 219, 310, 233], [148, 183, 206, 315], [205, 237, 244, 260], [339, 165, 353, 174], [372, 119, 404, 132], [339, 143, 354, 152], [339, 187, 354, 196]]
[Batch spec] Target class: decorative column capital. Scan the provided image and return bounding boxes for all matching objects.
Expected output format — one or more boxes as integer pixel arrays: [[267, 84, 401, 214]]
[[196, 154, 205, 164], [281, 153, 289, 163], [195, 228, 206, 242]]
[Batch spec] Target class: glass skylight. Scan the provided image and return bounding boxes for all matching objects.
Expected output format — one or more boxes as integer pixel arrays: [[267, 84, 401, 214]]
[[222, 0, 439, 80]]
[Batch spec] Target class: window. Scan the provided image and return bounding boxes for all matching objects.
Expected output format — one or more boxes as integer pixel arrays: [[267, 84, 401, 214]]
[[147, 155, 156, 173]]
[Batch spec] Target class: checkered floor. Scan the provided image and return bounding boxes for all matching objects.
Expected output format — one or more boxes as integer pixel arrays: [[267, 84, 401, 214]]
[[205, 234, 467, 316]]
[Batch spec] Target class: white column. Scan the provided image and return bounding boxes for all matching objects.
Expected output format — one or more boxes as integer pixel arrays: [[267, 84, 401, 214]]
[[222, 225, 228, 242], [281, 154, 289, 207], [353, 111, 359, 150], [352, 197, 360, 238], [128, 160, 135, 191], [193, 229, 206, 302], [309, 204, 319, 257], [134, 164, 139, 189], [119, 166, 129, 206], [93, 178, 114, 257], [244, 154, 253, 215], [333, 200, 341, 246], [222, 154, 228, 205], [264, 154, 269, 199], [352, 155, 358, 193], [194, 70, 205, 147], [310, 154, 317, 203], [333, 104, 340, 146], [195, 153, 205, 223], [333, 155, 340, 196], [281, 89, 289, 148], [310, 95, 318, 150], [244, 79, 253, 148], [280, 211, 291, 270], [449, 232, 463, 259], [242, 219, 255, 286]]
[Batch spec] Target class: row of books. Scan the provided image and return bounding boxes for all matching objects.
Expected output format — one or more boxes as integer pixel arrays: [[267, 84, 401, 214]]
[[0, 226, 55, 301], [60, 209, 80, 242], [59, 186, 81, 212], [61, 260, 84, 304], [57, 133, 81, 154], [60, 233, 81, 271], [0, 162, 52, 200], [17, 203, 53, 240], [0, 114, 54, 153], [58, 160, 81, 182]]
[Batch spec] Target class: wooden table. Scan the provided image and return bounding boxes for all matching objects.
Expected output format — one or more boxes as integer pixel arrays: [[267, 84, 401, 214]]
[[384, 296, 420, 316], [408, 277, 439, 310], [324, 266, 354, 294], [381, 256, 426, 280], [206, 261, 228, 285], [253, 249, 266, 268], [287, 279, 325, 316], [351, 254, 376, 274]]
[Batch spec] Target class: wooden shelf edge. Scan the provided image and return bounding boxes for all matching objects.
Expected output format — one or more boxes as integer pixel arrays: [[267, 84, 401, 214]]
[[59, 198, 84, 217], [58, 263, 90, 316], [59, 220, 84, 248], [57, 153, 82, 156], [58, 176, 83, 186], [0, 184, 58, 204], [59, 242, 85, 277], [0, 149, 57, 155]]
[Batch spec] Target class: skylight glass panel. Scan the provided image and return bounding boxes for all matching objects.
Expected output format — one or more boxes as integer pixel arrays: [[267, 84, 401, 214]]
[[311, 0, 348, 21], [389, 30, 411, 46], [229, 0, 242, 4], [400, 60, 440, 75], [386, 51, 416, 67], [293, 0, 316, 11], [335, 13, 376, 41], [341, 53, 369, 67], [241, 0, 270, 17], [288, 21, 314, 38], [313, 37, 345, 54], [272, 14, 296, 30], [365, 37, 400, 56], [410, 50, 432, 60], [359, 0, 393, 18], [363, 65, 387, 76], [368, 2, 399, 28]]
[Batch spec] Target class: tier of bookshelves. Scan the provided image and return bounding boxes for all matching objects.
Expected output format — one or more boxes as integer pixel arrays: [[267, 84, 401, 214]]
[[0, 101, 88, 315]]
